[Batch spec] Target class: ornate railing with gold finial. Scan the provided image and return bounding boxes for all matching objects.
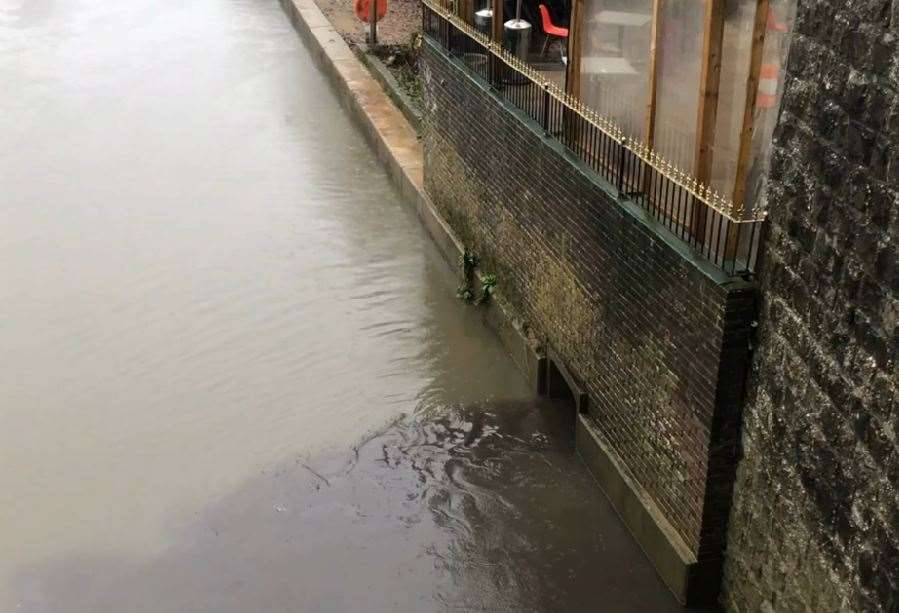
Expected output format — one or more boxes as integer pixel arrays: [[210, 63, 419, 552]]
[[421, 0, 765, 275]]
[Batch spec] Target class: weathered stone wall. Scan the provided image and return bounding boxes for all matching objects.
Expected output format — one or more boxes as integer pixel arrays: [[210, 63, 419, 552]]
[[722, 1, 898, 611], [421, 40, 757, 600]]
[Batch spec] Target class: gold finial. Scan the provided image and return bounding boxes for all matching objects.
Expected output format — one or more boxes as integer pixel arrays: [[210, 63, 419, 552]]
[[715, 192, 726, 213]]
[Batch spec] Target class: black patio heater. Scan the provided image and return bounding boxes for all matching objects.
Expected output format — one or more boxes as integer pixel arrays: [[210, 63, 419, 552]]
[[502, 0, 531, 61], [474, 3, 493, 37]]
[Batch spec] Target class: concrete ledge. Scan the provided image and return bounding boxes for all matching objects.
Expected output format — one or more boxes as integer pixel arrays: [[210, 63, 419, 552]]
[[355, 46, 423, 131], [575, 414, 700, 604], [543, 342, 703, 605], [277, 0, 541, 383]]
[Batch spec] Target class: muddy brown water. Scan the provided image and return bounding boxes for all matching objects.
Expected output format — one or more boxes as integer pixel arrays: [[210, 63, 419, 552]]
[[0, 0, 688, 611]]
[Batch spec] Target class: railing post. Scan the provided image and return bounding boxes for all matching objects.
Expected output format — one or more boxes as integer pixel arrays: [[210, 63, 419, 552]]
[[542, 85, 550, 135], [488, 45, 496, 88], [722, 218, 734, 274], [440, 9, 449, 50], [616, 142, 626, 197]]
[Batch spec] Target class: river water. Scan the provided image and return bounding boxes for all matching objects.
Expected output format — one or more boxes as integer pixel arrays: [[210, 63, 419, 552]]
[[0, 0, 684, 611]]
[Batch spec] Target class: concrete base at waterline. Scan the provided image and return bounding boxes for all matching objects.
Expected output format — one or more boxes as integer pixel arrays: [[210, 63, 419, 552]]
[[576, 415, 726, 605]]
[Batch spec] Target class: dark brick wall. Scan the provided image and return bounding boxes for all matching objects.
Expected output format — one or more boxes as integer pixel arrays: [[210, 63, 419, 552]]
[[421, 40, 757, 582], [722, 1, 899, 611]]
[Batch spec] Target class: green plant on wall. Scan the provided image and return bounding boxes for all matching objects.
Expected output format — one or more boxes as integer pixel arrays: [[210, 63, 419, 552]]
[[477, 274, 497, 305], [457, 249, 479, 302], [456, 249, 497, 305]]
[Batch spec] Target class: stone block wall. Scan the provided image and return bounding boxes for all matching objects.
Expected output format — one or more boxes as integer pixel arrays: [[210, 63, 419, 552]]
[[722, 1, 898, 611], [421, 40, 757, 601]]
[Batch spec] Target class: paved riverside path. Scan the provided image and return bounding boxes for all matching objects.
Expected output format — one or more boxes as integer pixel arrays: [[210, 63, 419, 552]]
[[0, 0, 688, 611]]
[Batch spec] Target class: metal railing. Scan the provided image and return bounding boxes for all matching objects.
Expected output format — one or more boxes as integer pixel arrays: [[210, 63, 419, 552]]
[[422, 1, 765, 276]]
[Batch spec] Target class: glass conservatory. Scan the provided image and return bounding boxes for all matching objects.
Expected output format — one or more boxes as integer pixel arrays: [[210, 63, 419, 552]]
[[566, 0, 796, 210]]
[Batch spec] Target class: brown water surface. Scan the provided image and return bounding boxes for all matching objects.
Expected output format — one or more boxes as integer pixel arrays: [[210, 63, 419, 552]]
[[0, 0, 686, 610]]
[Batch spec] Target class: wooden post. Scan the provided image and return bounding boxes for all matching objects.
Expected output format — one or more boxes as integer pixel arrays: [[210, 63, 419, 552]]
[[562, 0, 584, 147], [691, 0, 726, 242], [643, 0, 663, 147], [491, 0, 503, 43], [641, 0, 663, 207], [731, 0, 769, 208], [369, 0, 377, 46], [717, 0, 769, 263], [461, 0, 473, 22], [564, 0, 584, 98], [489, 0, 503, 86]]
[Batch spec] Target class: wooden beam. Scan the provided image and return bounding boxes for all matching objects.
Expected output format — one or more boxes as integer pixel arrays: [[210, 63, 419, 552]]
[[565, 0, 584, 98], [731, 0, 769, 208], [491, 0, 503, 43], [489, 0, 503, 87], [692, 0, 726, 241], [641, 0, 663, 207], [643, 0, 663, 147], [694, 0, 725, 183], [460, 0, 473, 22]]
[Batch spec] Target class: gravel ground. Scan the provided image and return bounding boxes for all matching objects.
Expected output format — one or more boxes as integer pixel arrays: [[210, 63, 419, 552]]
[[312, 0, 422, 47]]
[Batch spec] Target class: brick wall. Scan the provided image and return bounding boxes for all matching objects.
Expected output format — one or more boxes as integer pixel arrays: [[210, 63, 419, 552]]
[[421, 40, 757, 597], [722, 1, 898, 611]]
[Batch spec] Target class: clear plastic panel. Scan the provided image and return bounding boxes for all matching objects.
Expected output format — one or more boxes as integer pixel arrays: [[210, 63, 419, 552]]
[[653, 0, 705, 173], [571, 0, 796, 211], [742, 0, 796, 212], [578, 0, 653, 139], [709, 0, 756, 197]]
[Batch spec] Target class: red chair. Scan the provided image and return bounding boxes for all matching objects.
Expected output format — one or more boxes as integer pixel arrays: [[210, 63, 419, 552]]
[[538, 4, 568, 60]]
